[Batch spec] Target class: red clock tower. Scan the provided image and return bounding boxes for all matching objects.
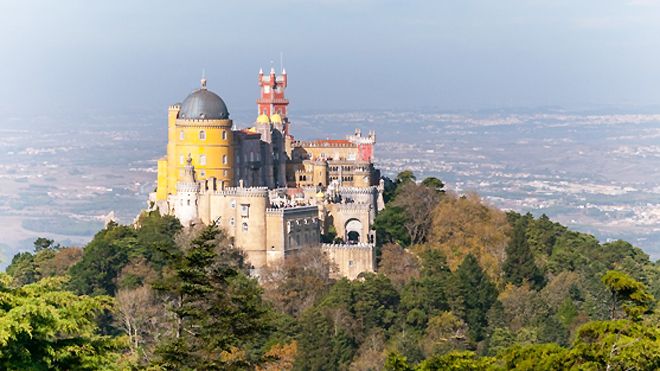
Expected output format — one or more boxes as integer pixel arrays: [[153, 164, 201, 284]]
[[257, 67, 289, 119]]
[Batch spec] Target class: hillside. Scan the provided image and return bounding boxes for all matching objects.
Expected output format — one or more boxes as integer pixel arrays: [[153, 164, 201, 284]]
[[2, 171, 660, 370]]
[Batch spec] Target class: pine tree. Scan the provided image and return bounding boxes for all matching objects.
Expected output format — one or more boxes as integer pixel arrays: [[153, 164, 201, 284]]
[[455, 254, 498, 342], [153, 224, 271, 369], [503, 219, 546, 290]]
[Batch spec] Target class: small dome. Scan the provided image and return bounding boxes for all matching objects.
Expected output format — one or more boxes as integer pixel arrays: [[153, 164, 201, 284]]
[[270, 113, 283, 123], [179, 83, 229, 120], [257, 113, 270, 124]]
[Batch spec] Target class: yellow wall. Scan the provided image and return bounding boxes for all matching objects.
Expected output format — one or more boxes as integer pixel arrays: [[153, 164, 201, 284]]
[[170, 122, 233, 195], [157, 102, 235, 198]]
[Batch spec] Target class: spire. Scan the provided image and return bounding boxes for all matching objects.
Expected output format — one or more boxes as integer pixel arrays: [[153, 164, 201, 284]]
[[259, 67, 263, 75], [182, 153, 196, 183], [200, 69, 207, 90]]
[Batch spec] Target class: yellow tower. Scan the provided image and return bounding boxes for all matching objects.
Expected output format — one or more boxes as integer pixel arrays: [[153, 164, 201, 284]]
[[156, 78, 234, 200]]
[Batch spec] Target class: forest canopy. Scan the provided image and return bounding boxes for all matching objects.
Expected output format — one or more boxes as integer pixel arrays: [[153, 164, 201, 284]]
[[2, 171, 660, 370]]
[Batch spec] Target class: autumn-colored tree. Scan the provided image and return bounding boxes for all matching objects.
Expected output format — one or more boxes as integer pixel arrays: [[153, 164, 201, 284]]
[[378, 243, 420, 289], [260, 248, 336, 318], [428, 192, 510, 281], [420, 312, 469, 356], [258, 341, 298, 371]]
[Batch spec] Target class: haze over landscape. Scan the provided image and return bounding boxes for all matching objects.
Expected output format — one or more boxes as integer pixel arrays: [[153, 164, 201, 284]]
[[2, 1, 660, 264]]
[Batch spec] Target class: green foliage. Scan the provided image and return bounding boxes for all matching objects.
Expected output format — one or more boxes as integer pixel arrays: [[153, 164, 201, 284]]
[[454, 254, 498, 342], [0, 274, 125, 370], [374, 206, 411, 246], [503, 218, 545, 290], [152, 224, 272, 369], [420, 177, 445, 194], [601, 270, 655, 320], [5, 252, 37, 286], [68, 223, 135, 295]]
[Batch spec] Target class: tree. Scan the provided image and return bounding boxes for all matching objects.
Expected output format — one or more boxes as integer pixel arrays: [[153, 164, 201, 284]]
[[420, 312, 469, 356], [390, 182, 441, 245], [601, 270, 654, 320], [421, 177, 445, 194], [68, 223, 136, 295], [396, 170, 416, 186], [115, 284, 163, 364], [5, 252, 37, 286], [0, 274, 125, 370], [428, 192, 510, 281], [373, 206, 411, 247], [378, 243, 420, 289], [260, 248, 336, 318], [33, 237, 58, 252], [455, 254, 498, 342], [503, 219, 545, 290], [153, 224, 272, 369]]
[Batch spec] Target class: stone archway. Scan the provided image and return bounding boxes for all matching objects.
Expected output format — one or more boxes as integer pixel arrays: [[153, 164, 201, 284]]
[[345, 218, 363, 244]]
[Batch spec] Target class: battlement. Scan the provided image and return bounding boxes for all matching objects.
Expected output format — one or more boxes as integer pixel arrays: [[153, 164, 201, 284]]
[[337, 186, 379, 195], [176, 182, 200, 193], [218, 186, 269, 198], [322, 243, 374, 250], [266, 205, 319, 215], [346, 128, 376, 145], [330, 203, 372, 212]]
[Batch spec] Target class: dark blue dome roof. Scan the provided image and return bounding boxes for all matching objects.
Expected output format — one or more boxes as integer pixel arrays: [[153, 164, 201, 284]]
[[179, 86, 229, 120]]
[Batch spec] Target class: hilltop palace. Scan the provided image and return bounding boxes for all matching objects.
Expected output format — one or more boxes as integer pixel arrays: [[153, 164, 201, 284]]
[[149, 68, 384, 279]]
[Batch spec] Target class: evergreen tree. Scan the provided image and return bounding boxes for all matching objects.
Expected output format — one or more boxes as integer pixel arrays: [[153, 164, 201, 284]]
[[503, 219, 546, 290], [0, 274, 124, 370], [153, 224, 271, 370], [455, 254, 498, 342]]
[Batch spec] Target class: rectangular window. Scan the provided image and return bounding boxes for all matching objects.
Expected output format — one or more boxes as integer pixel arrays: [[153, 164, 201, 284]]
[[241, 204, 250, 217]]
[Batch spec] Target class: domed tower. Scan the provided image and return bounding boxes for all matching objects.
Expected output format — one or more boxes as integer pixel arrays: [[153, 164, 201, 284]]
[[158, 78, 235, 199]]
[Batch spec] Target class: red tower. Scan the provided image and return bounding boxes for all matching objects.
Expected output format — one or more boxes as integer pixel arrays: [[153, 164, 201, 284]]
[[257, 67, 289, 118]]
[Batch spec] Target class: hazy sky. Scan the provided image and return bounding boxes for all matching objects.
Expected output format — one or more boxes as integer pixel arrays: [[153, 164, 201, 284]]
[[1, 0, 660, 115]]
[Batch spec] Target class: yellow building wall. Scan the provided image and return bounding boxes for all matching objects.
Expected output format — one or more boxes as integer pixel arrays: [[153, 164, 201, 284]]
[[166, 119, 234, 195], [156, 158, 168, 201]]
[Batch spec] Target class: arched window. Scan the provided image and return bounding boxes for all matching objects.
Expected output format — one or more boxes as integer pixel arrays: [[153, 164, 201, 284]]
[[222, 130, 227, 140], [223, 155, 227, 164], [199, 130, 206, 140], [179, 155, 184, 164], [200, 154, 206, 165], [179, 130, 184, 140], [242, 222, 248, 232]]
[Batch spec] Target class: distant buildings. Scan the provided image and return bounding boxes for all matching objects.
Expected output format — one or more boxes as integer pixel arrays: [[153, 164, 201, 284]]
[[149, 69, 384, 278]]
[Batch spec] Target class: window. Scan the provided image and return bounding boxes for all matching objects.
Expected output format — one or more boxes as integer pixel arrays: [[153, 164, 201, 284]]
[[231, 200, 236, 208], [200, 154, 206, 165], [236, 155, 240, 164], [199, 130, 206, 140], [223, 170, 228, 177], [242, 222, 248, 232], [222, 130, 227, 140], [230, 217, 235, 226], [223, 155, 227, 164], [179, 155, 184, 164], [179, 130, 184, 140], [240, 204, 250, 217], [200, 170, 206, 177], [348, 260, 353, 267]]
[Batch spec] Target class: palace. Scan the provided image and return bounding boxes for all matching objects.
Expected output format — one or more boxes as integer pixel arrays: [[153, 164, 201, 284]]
[[149, 68, 384, 278]]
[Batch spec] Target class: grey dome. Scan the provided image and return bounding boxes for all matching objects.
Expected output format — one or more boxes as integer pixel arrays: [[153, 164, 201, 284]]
[[179, 87, 229, 120]]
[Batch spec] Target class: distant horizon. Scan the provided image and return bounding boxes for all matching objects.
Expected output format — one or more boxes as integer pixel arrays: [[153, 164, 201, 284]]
[[1, 1, 660, 121]]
